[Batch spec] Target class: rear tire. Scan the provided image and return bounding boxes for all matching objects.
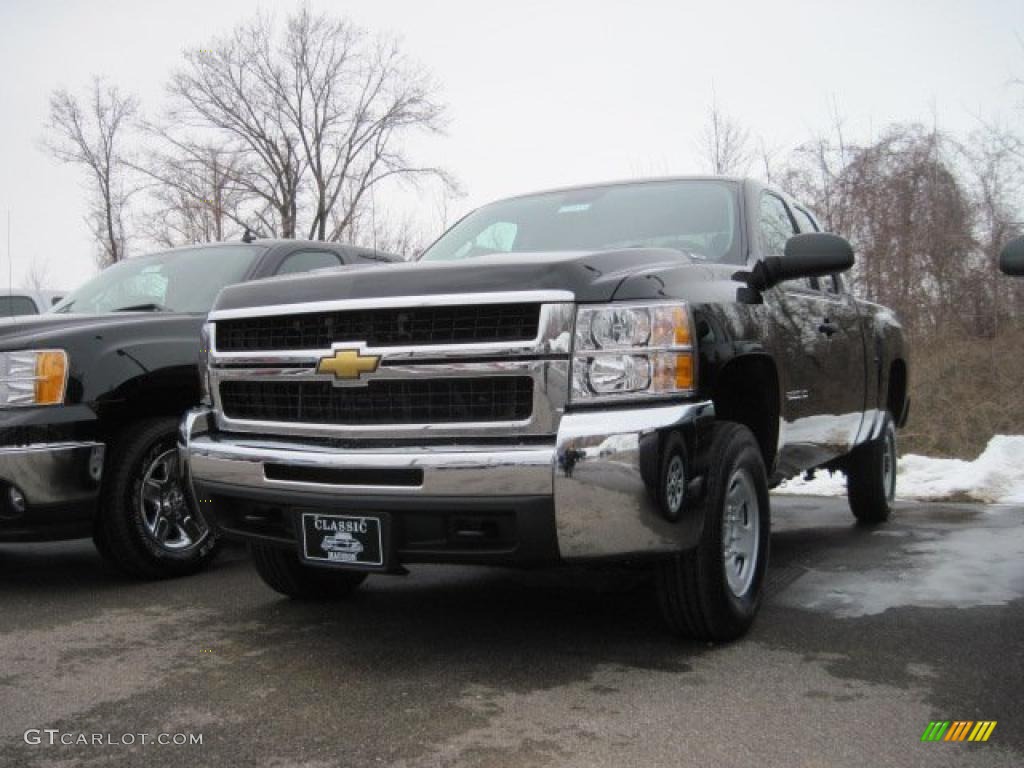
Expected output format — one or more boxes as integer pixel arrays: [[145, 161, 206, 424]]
[[846, 413, 897, 524], [655, 422, 770, 642], [251, 543, 367, 600]]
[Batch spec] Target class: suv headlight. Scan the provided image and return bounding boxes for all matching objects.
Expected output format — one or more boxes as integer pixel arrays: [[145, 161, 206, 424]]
[[571, 302, 695, 402], [198, 323, 213, 406], [0, 350, 69, 407]]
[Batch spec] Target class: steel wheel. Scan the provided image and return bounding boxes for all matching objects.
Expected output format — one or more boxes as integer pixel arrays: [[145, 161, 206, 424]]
[[721, 467, 760, 598], [139, 449, 205, 551], [882, 426, 897, 502]]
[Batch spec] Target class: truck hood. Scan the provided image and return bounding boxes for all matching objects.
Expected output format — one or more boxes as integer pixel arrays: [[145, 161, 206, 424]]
[[212, 249, 699, 312], [0, 311, 203, 348]]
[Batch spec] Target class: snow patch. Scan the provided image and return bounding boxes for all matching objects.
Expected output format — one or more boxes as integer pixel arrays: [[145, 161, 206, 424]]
[[776, 435, 1024, 504]]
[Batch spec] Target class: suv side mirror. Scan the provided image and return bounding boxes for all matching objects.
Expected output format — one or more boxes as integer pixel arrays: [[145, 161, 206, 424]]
[[745, 233, 855, 291], [999, 236, 1024, 276]]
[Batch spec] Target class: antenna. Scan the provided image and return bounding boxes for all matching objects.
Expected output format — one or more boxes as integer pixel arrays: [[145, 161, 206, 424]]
[[7, 209, 12, 317]]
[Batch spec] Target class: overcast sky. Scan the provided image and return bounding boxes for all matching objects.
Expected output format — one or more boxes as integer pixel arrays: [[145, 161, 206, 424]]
[[0, 0, 1021, 291]]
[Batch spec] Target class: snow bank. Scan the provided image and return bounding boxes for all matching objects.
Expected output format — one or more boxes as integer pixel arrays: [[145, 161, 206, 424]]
[[775, 435, 1024, 504]]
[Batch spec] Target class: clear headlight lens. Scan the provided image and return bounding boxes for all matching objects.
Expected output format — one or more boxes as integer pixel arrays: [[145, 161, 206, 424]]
[[199, 322, 213, 406], [0, 350, 69, 407], [571, 302, 694, 402]]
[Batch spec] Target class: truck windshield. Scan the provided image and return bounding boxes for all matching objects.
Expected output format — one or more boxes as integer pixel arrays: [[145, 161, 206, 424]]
[[420, 179, 742, 264], [53, 245, 265, 315]]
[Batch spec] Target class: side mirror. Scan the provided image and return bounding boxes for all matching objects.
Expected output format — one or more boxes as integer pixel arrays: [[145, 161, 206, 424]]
[[999, 236, 1024, 276], [745, 233, 855, 291]]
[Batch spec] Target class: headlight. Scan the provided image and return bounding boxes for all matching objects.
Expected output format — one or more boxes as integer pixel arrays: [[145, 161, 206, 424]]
[[0, 350, 69, 407], [571, 302, 695, 402], [198, 323, 213, 406]]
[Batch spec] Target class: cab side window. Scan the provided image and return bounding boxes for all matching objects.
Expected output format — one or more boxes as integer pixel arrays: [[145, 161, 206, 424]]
[[275, 249, 344, 276], [759, 193, 796, 259], [792, 207, 819, 234]]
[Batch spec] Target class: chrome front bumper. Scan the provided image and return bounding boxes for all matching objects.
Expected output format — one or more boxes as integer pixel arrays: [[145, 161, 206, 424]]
[[180, 401, 713, 561]]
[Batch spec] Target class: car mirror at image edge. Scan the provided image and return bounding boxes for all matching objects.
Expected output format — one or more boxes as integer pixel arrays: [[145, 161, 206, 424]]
[[999, 236, 1024, 276]]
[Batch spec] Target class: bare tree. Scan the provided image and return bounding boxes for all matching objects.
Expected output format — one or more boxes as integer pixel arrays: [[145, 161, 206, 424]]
[[806, 124, 976, 336], [25, 257, 53, 291], [755, 137, 782, 185], [164, 8, 451, 242], [134, 133, 252, 245], [958, 123, 1024, 333], [44, 78, 139, 266], [778, 105, 853, 233], [332, 180, 462, 260], [695, 94, 751, 176]]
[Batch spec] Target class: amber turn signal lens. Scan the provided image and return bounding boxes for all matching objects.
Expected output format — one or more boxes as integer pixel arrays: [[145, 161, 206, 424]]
[[674, 353, 694, 390], [34, 351, 68, 405], [651, 352, 695, 393]]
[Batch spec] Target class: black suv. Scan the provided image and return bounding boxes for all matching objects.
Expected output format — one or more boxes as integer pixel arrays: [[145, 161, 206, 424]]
[[0, 239, 394, 578]]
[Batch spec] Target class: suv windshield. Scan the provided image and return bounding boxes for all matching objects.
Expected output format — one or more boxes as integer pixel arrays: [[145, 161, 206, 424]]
[[53, 245, 265, 314], [420, 179, 742, 264]]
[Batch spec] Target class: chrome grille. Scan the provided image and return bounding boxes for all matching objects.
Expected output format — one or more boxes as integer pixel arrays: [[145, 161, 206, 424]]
[[216, 303, 542, 352], [207, 293, 574, 440], [220, 377, 534, 426]]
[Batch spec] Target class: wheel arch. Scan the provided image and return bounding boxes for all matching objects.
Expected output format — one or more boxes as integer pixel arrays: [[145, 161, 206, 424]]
[[95, 368, 200, 443], [887, 358, 909, 428], [708, 353, 781, 472]]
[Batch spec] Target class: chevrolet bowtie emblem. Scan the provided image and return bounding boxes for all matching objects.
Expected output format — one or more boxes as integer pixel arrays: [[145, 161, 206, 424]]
[[317, 349, 381, 381]]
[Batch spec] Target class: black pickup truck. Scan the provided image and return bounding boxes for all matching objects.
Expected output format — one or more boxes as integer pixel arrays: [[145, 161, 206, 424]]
[[0, 239, 393, 579], [182, 177, 909, 641]]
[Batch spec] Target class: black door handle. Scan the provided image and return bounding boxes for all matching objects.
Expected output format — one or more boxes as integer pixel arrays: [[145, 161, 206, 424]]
[[818, 320, 839, 337]]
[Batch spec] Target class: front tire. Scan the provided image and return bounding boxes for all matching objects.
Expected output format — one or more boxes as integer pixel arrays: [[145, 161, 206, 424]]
[[95, 418, 220, 579], [251, 543, 367, 600], [656, 422, 771, 642], [846, 413, 897, 524]]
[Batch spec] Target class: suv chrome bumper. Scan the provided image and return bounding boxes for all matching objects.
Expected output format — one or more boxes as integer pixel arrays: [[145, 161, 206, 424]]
[[180, 401, 713, 561]]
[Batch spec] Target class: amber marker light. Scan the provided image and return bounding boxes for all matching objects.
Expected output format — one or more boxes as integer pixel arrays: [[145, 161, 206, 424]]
[[651, 352, 695, 394], [34, 350, 68, 405], [674, 353, 694, 390]]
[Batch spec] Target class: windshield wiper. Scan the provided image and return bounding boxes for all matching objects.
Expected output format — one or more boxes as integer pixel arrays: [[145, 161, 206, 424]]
[[113, 303, 172, 313]]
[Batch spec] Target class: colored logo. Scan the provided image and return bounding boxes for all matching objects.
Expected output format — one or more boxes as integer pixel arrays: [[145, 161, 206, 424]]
[[921, 721, 997, 742], [317, 349, 381, 382]]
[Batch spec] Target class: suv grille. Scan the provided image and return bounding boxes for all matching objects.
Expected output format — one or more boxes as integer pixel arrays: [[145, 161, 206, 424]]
[[219, 377, 534, 425], [216, 304, 542, 352]]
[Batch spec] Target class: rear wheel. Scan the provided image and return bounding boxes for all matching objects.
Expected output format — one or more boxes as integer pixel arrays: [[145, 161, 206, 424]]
[[846, 413, 897, 524], [251, 543, 367, 600], [655, 422, 770, 642]]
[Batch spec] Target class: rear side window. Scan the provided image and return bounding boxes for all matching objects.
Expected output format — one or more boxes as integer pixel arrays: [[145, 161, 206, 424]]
[[275, 250, 344, 276], [0, 296, 39, 316]]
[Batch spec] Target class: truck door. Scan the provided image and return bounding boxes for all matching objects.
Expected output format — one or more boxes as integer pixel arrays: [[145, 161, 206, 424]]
[[758, 192, 844, 474], [790, 206, 868, 454]]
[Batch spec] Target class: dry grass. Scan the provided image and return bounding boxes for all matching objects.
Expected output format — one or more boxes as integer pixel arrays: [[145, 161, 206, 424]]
[[900, 325, 1024, 459]]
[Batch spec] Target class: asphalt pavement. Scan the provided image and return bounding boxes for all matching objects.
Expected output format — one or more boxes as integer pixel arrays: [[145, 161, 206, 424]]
[[0, 496, 1021, 768]]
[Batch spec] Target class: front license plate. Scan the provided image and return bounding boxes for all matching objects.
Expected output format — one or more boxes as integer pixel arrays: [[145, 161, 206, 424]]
[[301, 513, 384, 566]]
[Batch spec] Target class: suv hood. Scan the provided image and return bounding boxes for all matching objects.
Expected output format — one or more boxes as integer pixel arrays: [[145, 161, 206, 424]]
[[212, 249, 699, 312]]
